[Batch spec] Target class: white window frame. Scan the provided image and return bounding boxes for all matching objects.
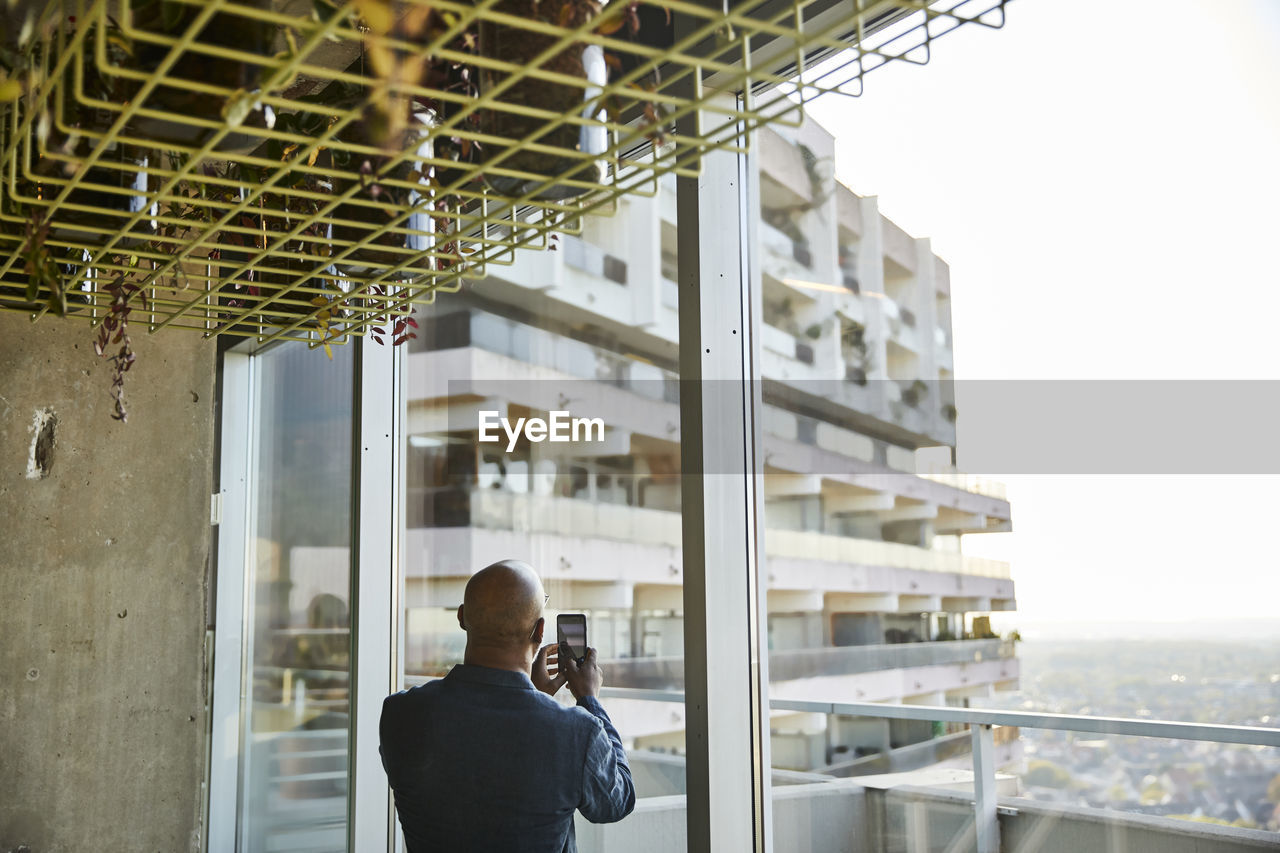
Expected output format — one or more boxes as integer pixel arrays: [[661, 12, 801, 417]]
[[210, 122, 771, 853], [676, 99, 773, 852], [208, 338, 401, 853]]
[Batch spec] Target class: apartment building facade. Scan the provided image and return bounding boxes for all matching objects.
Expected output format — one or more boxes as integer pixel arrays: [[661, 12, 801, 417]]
[[398, 116, 1019, 780]]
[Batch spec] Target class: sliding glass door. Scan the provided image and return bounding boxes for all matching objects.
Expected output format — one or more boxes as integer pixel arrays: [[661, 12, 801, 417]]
[[211, 341, 357, 853]]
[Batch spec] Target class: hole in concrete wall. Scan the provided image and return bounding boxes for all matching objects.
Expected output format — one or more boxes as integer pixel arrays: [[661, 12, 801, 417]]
[[27, 408, 58, 480]]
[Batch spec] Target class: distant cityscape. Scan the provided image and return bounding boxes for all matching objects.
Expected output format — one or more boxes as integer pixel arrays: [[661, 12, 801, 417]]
[[989, 639, 1280, 832]]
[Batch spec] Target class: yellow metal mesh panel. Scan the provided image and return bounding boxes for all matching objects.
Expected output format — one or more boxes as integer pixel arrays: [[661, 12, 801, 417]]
[[0, 0, 1008, 345]]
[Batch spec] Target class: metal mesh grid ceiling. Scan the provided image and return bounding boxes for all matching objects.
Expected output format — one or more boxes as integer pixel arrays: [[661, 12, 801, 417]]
[[0, 0, 1008, 346]]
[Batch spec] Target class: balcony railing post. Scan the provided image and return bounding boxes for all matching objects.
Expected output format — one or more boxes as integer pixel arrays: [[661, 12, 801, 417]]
[[970, 723, 999, 853]]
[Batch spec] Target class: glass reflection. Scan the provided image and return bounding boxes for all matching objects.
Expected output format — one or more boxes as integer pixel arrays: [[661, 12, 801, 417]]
[[400, 189, 687, 850], [241, 342, 354, 853]]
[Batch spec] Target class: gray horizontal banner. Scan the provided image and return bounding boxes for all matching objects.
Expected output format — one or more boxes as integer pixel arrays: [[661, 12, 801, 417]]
[[954, 380, 1280, 475], [414, 379, 1280, 475]]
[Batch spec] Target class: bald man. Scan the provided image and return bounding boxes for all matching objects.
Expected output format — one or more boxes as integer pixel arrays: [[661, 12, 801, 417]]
[[379, 559, 635, 852]]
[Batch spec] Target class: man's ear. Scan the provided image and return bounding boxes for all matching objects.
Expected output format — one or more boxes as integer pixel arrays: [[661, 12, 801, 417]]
[[457, 604, 466, 631], [531, 616, 545, 646]]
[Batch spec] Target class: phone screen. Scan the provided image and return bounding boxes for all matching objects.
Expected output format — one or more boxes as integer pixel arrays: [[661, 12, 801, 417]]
[[557, 614, 587, 664]]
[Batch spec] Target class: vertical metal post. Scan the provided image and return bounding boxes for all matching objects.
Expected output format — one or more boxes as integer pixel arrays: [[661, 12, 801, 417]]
[[738, 102, 774, 853], [907, 800, 930, 853], [207, 350, 253, 852], [676, 92, 771, 851], [970, 724, 1000, 853], [351, 338, 399, 852]]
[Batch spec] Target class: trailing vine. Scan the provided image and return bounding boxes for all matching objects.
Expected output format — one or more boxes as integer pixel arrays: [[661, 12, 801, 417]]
[[93, 273, 148, 422]]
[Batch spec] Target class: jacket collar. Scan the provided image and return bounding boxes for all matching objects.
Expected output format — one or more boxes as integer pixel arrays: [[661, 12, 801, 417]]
[[446, 663, 537, 691]]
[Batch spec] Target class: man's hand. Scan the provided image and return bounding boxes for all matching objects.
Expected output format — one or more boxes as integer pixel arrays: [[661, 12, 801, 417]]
[[562, 645, 604, 701], [532, 643, 567, 696]]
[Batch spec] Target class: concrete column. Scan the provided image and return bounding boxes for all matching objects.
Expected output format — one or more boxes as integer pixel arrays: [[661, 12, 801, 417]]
[[857, 196, 889, 384], [629, 194, 663, 328]]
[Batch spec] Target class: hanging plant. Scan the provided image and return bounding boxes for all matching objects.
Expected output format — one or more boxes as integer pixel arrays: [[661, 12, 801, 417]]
[[93, 272, 148, 422], [476, 0, 609, 200], [212, 161, 345, 333], [122, 0, 278, 153], [325, 99, 435, 277], [1, 14, 158, 252]]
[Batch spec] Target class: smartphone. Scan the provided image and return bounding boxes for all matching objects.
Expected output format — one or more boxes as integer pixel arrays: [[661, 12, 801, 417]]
[[556, 613, 587, 665]]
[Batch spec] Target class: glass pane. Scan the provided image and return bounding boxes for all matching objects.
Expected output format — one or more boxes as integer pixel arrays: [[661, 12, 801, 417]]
[[399, 176, 685, 850], [760, 108, 1018, 847], [240, 342, 355, 853], [765, 2, 1280, 851], [1001, 642, 1280, 832]]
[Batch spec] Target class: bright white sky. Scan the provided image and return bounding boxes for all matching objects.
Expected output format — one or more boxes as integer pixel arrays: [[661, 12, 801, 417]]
[[805, 0, 1280, 633]]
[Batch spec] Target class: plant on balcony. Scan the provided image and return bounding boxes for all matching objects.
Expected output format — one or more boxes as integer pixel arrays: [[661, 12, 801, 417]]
[[325, 102, 435, 277], [93, 269, 149, 422], [1, 216, 88, 316], [840, 317, 872, 385], [3, 0, 696, 421], [941, 402, 957, 423], [1, 14, 159, 254], [4, 232, 152, 419], [761, 143, 834, 245], [477, 0, 677, 200], [318, 0, 675, 202], [218, 166, 348, 334], [899, 379, 929, 408], [0, 17, 162, 415], [475, 0, 610, 200], [121, 0, 278, 153]]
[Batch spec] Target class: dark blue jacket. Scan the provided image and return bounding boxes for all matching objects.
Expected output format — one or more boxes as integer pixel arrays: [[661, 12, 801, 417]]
[[380, 664, 635, 852]]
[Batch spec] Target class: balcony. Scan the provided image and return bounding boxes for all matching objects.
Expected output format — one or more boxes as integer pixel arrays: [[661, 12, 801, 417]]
[[577, 695, 1280, 853], [766, 528, 1011, 580], [602, 639, 1015, 690], [468, 489, 682, 547], [761, 323, 824, 377], [578, 779, 1280, 853], [411, 491, 1011, 583], [771, 639, 1014, 682], [920, 470, 1008, 502], [882, 218, 919, 274], [880, 295, 921, 353], [415, 308, 679, 394], [415, 307, 968, 455], [761, 221, 818, 283], [562, 235, 629, 285]]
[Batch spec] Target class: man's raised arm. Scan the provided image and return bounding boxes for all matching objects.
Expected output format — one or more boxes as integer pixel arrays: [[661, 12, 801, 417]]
[[565, 648, 636, 823]]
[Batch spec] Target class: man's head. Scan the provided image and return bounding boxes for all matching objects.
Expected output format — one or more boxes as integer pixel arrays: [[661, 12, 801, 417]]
[[457, 559, 546, 661]]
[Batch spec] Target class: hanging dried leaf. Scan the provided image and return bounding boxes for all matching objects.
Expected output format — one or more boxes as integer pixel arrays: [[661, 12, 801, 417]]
[[596, 16, 626, 35]]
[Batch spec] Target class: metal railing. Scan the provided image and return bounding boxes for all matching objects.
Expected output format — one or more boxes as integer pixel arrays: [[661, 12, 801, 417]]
[[602, 639, 1013, 689], [597, 687, 1280, 853], [769, 638, 1013, 681], [459, 489, 1013, 578], [766, 528, 1011, 579]]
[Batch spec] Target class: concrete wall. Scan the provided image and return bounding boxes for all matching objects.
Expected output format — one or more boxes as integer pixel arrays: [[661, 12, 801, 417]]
[[0, 312, 215, 852]]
